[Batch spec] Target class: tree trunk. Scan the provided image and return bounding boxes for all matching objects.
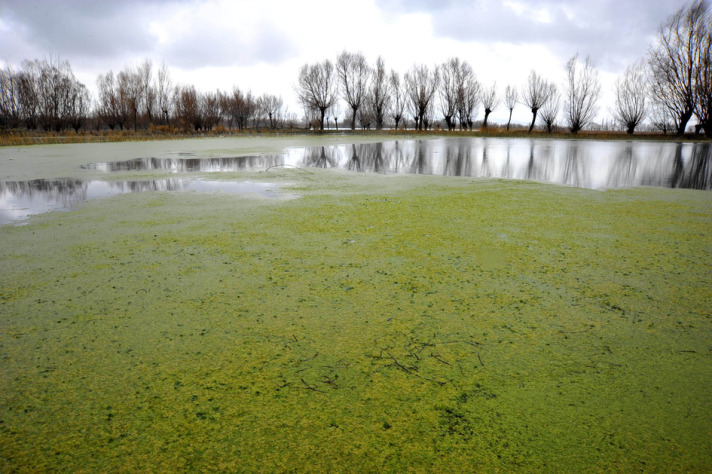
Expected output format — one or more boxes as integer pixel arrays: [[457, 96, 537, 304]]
[[507, 109, 513, 131], [483, 109, 491, 128], [528, 108, 538, 133], [351, 106, 357, 130], [704, 122, 712, 138], [676, 109, 693, 135]]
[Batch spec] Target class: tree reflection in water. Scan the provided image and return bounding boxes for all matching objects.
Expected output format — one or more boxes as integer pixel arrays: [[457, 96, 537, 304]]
[[289, 138, 711, 190], [0, 179, 280, 225], [80, 137, 711, 190]]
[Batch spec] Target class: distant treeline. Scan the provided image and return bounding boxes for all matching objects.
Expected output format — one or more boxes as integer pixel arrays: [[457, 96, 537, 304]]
[[1, 1, 711, 136]]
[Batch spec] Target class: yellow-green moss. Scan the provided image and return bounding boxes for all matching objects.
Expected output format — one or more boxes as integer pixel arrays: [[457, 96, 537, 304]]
[[1, 167, 711, 471]]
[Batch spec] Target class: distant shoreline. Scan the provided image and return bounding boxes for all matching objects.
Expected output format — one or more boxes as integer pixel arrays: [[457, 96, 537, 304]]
[[2, 127, 712, 147]]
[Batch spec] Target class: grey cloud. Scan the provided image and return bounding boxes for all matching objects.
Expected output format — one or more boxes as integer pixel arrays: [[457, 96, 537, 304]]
[[160, 20, 296, 69], [376, 0, 688, 70], [0, 0, 178, 62], [0, 0, 296, 71]]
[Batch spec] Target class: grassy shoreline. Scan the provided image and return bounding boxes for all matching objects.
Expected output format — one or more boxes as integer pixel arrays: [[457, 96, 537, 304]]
[[1, 140, 711, 470]]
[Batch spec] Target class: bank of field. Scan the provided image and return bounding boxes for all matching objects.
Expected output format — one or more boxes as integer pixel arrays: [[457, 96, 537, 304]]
[[1, 167, 711, 471]]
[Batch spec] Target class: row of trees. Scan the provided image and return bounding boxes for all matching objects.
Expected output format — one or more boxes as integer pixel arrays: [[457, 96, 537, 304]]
[[295, 50, 602, 134], [95, 60, 288, 131], [0, 57, 90, 132], [296, 1, 712, 136], [0, 58, 290, 132]]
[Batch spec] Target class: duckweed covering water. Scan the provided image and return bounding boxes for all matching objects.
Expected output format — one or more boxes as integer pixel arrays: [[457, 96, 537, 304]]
[[1, 167, 711, 471]]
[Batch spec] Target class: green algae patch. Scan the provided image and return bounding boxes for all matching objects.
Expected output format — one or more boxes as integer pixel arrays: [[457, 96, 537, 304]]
[[1, 170, 711, 471]]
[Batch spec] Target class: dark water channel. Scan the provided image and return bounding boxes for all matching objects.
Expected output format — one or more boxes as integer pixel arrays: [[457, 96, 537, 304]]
[[84, 138, 712, 190], [0, 179, 280, 225]]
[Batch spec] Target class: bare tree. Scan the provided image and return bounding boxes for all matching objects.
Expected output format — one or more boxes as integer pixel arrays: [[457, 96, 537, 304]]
[[29, 56, 85, 131], [389, 70, 406, 129], [404, 64, 439, 130], [648, 0, 708, 135], [253, 95, 267, 130], [260, 94, 283, 129], [650, 100, 675, 133], [96, 70, 130, 130], [369, 56, 390, 130], [521, 70, 554, 133], [225, 87, 257, 130], [66, 82, 91, 132], [539, 84, 560, 133], [564, 54, 601, 133], [330, 102, 342, 130], [694, 18, 712, 136], [0, 65, 20, 128], [612, 60, 648, 134], [296, 59, 336, 131], [481, 82, 500, 128], [173, 85, 203, 130], [17, 64, 39, 129], [137, 59, 155, 125], [117, 65, 143, 131], [439, 58, 463, 130], [336, 51, 370, 130], [201, 90, 221, 130], [156, 62, 172, 125], [504, 84, 517, 131], [357, 95, 375, 130], [457, 63, 480, 130]]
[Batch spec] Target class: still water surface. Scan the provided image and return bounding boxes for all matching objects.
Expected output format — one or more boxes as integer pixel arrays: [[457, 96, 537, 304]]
[[84, 138, 711, 190], [2, 137, 710, 225]]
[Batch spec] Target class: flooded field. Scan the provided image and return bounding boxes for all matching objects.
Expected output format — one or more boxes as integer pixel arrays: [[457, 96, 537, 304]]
[[1, 136, 711, 471], [80, 137, 712, 190]]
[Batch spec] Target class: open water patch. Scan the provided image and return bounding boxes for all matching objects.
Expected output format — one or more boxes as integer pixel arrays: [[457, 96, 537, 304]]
[[80, 138, 712, 190], [81, 155, 284, 172], [0, 178, 283, 225]]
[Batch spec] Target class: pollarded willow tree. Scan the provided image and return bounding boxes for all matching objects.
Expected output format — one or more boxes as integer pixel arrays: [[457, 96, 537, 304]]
[[564, 54, 601, 133], [439, 57, 463, 131], [404, 64, 439, 130], [521, 70, 554, 133], [694, 16, 712, 135], [648, 0, 708, 135], [156, 62, 172, 125], [336, 51, 371, 130], [261, 94, 284, 129], [539, 84, 560, 133], [612, 60, 648, 134], [481, 82, 499, 128], [389, 70, 406, 130], [504, 84, 517, 131], [456, 62, 480, 130], [369, 56, 390, 130], [296, 59, 337, 131]]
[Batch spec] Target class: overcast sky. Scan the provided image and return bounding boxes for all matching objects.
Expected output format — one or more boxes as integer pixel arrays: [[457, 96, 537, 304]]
[[0, 0, 688, 124]]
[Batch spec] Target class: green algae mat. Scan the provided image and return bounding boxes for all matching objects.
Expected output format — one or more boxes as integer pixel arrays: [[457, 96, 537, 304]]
[[1, 167, 711, 471]]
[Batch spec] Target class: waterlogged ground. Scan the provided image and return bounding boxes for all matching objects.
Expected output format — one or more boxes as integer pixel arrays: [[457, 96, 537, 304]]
[[1, 139, 712, 471]]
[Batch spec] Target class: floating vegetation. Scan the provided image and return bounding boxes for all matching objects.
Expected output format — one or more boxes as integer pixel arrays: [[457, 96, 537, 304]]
[[1, 160, 711, 470]]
